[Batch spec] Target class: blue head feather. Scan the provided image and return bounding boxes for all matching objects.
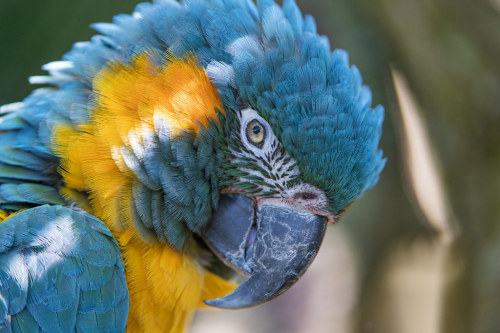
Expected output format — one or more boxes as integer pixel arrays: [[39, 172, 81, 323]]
[[203, 0, 386, 211]]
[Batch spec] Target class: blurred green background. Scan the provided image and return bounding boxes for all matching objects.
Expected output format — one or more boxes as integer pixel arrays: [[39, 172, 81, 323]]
[[1, 1, 499, 332]]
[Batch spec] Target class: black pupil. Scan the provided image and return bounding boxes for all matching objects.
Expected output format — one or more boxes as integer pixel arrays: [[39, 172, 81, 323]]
[[252, 125, 261, 135]]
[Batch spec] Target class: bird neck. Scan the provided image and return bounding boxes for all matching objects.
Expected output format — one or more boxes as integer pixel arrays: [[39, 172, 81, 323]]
[[53, 54, 225, 246], [51, 54, 235, 332]]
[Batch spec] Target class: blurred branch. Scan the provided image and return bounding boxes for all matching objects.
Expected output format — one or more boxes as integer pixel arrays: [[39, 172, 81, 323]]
[[392, 68, 458, 243]]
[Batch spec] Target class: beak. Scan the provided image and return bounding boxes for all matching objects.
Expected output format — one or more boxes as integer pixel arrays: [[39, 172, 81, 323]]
[[201, 194, 327, 309]]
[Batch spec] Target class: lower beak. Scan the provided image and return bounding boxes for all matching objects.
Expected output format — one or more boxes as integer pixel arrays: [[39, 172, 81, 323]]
[[201, 194, 327, 309]]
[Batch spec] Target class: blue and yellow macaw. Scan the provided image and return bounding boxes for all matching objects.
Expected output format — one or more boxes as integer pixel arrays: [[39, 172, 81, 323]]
[[0, 0, 385, 332]]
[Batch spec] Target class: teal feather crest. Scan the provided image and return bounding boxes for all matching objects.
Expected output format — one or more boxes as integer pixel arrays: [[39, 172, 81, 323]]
[[206, 0, 386, 211]]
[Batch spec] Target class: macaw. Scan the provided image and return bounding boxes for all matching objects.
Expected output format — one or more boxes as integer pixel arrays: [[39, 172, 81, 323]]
[[0, 0, 385, 332]]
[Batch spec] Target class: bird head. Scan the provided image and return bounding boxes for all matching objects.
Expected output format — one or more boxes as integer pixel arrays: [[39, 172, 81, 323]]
[[189, 3, 385, 308], [46, 0, 385, 311]]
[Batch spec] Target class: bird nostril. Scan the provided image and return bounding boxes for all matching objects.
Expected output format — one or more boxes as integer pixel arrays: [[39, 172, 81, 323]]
[[294, 192, 318, 201]]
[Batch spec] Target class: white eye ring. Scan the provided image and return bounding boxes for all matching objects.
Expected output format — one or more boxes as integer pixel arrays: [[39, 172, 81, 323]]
[[239, 108, 275, 154]]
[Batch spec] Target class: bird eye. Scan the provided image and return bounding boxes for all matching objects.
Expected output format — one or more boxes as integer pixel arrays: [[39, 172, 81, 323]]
[[246, 119, 266, 147]]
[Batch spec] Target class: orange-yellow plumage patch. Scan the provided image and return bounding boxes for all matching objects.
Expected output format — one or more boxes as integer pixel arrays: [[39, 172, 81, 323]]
[[92, 54, 223, 147], [121, 238, 236, 332], [53, 55, 234, 333], [53, 54, 223, 231]]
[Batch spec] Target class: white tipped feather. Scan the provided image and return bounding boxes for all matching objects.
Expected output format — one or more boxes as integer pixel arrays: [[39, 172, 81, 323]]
[[41, 61, 73, 73], [0, 102, 24, 114]]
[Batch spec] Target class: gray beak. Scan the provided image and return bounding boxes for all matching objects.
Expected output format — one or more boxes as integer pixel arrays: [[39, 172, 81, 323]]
[[201, 194, 327, 309]]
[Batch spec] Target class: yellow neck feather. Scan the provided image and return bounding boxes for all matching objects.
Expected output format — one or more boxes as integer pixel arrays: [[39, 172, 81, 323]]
[[53, 55, 234, 332], [0, 209, 10, 222]]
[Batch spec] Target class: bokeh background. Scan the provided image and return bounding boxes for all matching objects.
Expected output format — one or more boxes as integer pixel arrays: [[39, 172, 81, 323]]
[[1, 0, 499, 332]]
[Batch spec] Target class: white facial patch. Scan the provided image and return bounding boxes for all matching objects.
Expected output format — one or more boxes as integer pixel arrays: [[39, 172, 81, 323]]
[[226, 108, 300, 196]]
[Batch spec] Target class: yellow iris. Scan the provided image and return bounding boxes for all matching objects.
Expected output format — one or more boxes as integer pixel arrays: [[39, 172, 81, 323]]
[[246, 119, 266, 146]]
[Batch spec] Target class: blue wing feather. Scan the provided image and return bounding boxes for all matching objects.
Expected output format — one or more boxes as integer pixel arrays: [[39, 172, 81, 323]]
[[0, 114, 27, 131], [0, 205, 129, 333]]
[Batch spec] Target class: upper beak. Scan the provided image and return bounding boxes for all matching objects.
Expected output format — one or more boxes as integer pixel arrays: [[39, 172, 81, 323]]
[[201, 194, 327, 309]]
